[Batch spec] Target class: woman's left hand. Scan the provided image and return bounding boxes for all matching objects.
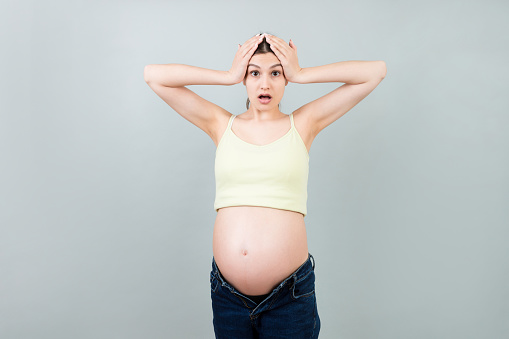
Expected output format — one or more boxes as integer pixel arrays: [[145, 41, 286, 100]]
[[264, 34, 303, 83]]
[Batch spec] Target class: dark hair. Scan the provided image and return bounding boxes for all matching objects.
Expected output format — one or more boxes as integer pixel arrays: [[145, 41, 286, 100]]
[[246, 36, 277, 109], [254, 36, 274, 56]]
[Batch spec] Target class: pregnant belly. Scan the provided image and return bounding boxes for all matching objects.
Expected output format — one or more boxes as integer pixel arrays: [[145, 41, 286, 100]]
[[213, 206, 309, 295]]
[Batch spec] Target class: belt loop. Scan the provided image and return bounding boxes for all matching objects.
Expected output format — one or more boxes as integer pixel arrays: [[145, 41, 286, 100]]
[[310, 253, 315, 270]]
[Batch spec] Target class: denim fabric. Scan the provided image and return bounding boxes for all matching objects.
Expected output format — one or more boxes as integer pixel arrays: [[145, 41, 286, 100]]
[[210, 254, 320, 339]]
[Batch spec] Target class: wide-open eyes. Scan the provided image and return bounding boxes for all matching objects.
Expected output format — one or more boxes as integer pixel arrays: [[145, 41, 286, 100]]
[[249, 70, 282, 77]]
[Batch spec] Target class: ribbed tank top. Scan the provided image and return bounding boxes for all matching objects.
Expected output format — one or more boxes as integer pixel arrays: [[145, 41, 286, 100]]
[[214, 113, 310, 216]]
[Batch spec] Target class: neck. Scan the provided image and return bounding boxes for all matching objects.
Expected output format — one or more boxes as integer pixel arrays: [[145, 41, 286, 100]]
[[246, 106, 283, 122]]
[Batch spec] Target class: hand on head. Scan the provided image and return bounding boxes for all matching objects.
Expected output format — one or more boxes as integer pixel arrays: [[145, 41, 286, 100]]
[[263, 34, 302, 83], [227, 34, 265, 84], [228, 34, 302, 85]]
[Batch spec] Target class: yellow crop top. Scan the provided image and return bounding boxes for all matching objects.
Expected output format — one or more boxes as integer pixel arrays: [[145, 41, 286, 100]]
[[214, 113, 310, 216]]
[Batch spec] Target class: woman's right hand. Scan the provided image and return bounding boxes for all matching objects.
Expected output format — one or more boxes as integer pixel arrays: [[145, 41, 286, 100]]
[[227, 34, 264, 84]]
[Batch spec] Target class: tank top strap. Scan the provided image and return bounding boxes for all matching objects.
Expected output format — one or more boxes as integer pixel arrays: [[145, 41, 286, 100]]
[[290, 113, 295, 129], [228, 114, 236, 130]]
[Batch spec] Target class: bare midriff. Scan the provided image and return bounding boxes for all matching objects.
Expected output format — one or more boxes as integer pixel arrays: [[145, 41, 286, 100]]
[[213, 205, 309, 296]]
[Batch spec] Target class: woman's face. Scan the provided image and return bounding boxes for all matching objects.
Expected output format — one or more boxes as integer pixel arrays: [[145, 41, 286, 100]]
[[244, 52, 287, 111]]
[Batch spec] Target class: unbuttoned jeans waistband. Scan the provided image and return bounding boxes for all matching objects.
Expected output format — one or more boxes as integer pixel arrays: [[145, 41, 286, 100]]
[[211, 253, 315, 295]]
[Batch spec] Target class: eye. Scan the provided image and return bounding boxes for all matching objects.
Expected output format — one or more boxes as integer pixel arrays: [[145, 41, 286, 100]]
[[250, 70, 260, 76], [272, 71, 281, 76]]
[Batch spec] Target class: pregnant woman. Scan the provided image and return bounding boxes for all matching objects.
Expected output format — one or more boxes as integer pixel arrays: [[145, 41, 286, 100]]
[[144, 33, 386, 338]]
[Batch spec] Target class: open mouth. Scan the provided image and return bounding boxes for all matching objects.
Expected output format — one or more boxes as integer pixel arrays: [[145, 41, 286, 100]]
[[258, 94, 272, 99], [258, 94, 272, 104]]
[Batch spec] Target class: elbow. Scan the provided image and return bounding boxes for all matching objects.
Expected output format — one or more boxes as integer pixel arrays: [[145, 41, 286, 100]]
[[144, 64, 153, 84], [378, 60, 387, 79]]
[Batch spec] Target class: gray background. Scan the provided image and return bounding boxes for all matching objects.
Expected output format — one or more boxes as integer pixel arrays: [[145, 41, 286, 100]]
[[1, 0, 508, 338]]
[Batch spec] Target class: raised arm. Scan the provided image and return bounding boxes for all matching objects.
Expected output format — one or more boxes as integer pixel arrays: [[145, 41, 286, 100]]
[[144, 64, 234, 87], [265, 34, 386, 137], [284, 60, 386, 85], [144, 34, 265, 142]]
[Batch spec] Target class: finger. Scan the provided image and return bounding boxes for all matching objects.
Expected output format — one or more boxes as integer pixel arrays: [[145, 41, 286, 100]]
[[241, 40, 261, 59], [241, 34, 263, 47], [267, 41, 285, 61], [238, 40, 257, 57], [267, 38, 288, 59], [266, 35, 290, 52], [239, 35, 263, 53], [271, 37, 291, 53], [289, 39, 297, 51], [266, 34, 288, 46]]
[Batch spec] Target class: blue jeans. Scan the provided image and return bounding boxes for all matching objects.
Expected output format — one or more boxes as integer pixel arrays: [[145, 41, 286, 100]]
[[210, 254, 320, 338]]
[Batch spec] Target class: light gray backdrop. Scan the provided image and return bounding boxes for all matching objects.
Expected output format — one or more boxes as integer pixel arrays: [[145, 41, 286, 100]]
[[1, 0, 508, 338]]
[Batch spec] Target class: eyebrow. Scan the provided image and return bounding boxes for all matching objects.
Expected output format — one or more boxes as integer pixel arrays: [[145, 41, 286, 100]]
[[248, 63, 283, 69]]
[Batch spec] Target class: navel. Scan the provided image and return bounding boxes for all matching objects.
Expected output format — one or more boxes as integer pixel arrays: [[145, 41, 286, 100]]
[[241, 249, 248, 256]]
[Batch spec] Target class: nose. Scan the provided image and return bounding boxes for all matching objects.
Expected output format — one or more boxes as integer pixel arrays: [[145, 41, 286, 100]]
[[260, 74, 270, 90]]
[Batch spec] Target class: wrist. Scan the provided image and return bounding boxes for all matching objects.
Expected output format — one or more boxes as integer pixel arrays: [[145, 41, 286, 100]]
[[225, 70, 242, 85], [288, 67, 305, 83]]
